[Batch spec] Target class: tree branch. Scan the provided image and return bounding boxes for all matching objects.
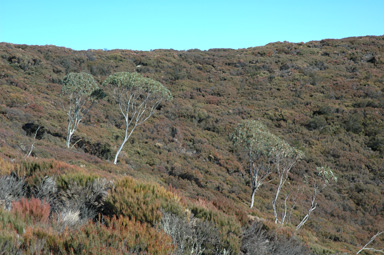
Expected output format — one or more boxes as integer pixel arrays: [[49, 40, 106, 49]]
[[356, 231, 384, 255]]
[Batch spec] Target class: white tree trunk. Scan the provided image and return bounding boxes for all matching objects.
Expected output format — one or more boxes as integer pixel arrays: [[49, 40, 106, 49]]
[[296, 189, 318, 231], [250, 187, 257, 208], [114, 139, 127, 165], [66, 129, 74, 148], [113, 120, 137, 165], [273, 174, 284, 224]]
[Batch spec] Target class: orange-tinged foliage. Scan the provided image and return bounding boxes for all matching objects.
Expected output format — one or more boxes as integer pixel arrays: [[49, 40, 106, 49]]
[[1, 204, 175, 254], [56, 216, 175, 255], [107, 176, 183, 225], [12, 197, 50, 223]]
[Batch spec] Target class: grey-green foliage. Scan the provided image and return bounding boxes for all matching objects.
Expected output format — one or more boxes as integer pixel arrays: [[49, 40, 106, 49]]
[[317, 166, 337, 184], [62, 72, 99, 97], [34, 176, 59, 212], [231, 120, 272, 156], [231, 120, 277, 208], [0, 174, 25, 210], [0, 240, 22, 255], [103, 72, 172, 101], [61, 72, 101, 148], [103, 72, 172, 164], [231, 120, 303, 159]]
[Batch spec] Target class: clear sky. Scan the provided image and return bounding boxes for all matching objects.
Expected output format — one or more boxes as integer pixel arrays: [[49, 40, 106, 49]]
[[1, 0, 383, 51]]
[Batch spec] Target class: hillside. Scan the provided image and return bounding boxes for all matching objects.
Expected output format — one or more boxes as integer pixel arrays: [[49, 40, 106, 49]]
[[0, 36, 383, 254]]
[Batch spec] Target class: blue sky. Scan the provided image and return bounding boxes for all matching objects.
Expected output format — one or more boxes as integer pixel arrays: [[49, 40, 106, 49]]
[[1, 0, 383, 51]]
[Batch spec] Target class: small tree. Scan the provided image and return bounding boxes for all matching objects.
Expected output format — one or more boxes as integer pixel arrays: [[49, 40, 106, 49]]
[[231, 120, 304, 217], [296, 166, 337, 230], [62, 72, 104, 148], [231, 120, 276, 208], [270, 136, 304, 224], [103, 72, 172, 165]]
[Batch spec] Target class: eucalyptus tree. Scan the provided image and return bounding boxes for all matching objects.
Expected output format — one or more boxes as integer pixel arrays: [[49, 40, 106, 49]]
[[270, 135, 304, 224], [62, 72, 104, 148], [231, 120, 276, 208], [296, 166, 337, 230], [103, 72, 172, 165]]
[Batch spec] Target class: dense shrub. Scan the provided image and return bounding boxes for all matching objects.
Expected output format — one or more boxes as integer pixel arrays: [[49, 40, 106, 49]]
[[0, 208, 174, 255], [56, 216, 175, 255], [106, 177, 183, 225]]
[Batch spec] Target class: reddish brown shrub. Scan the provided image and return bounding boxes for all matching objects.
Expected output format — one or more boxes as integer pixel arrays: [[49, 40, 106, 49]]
[[12, 197, 50, 223]]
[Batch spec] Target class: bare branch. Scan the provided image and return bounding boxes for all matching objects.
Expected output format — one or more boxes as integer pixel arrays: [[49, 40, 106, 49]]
[[356, 231, 384, 255], [296, 189, 318, 231], [71, 138, 82, 149]]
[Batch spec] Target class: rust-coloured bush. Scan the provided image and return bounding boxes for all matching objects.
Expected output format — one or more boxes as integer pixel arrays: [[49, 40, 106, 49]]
[[57, 216, 175, 255], [12, 197, 50, 223]]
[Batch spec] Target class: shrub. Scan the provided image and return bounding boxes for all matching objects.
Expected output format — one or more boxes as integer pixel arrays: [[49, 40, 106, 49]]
[[0, 238, 22, 255], [344, 113, 364, 134], [305, 116, 327, 131], [12, 197, 50, 223], [0, 173, 25, 209], [367, 135, 384, 153], [0, 208, 25, 235], [160, 211, 230, 255], [34, 176, 58, 207], [56, 172, 99, 190], [106, 177, 183, 226], [190, 204, 242, 254], [55, 178, 111, 225], [58, 216, 175, 255], [241, 221, 310, 255]]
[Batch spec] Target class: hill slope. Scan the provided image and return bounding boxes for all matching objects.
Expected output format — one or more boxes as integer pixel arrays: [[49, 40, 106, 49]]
[[0, 36, 383, 254]]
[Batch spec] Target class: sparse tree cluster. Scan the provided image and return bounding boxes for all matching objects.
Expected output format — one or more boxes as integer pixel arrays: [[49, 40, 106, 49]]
[[232, 119, 337, 230], [22, 69, 341, 252], [61, 71, 172, 164]]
